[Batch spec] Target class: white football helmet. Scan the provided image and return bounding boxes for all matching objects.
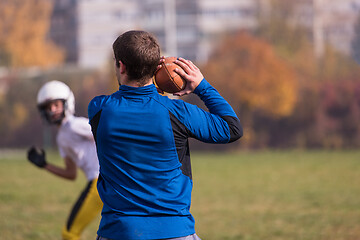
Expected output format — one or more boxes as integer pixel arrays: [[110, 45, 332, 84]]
[[37, 80, 75, 124]]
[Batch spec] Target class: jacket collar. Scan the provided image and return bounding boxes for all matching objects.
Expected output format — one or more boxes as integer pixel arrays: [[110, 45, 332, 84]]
[[118, 84, 158, 96]]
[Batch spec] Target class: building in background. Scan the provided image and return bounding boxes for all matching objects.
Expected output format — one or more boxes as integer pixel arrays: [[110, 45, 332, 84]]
[[294, 0, 360, 58], [77, 0, 140, 68], [196, 0, 257, 62], [49, 0, 78, 63], [49, 0, 360, 69], [50, 0, 258, 68], [140, 0, 198, 60]]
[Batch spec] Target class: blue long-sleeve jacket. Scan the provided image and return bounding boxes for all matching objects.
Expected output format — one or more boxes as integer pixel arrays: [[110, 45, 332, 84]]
[[88, 79, 242, 240]]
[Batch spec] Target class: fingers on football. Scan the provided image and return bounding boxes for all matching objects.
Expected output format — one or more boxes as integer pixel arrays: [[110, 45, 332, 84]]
[[175, 58, 192, 74], [179, 58, 199, 71], [174, 66, 188, 80], [155, 57, 165, 74]]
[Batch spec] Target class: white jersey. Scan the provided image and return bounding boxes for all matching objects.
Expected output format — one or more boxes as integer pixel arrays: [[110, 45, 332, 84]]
[[57, 115, 99, 180]]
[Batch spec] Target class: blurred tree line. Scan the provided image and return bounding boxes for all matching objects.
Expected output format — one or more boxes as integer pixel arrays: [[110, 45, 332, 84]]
[[1, 0, 360, 149], [0, 0, 63, 67], [202, 0, 360, 149]]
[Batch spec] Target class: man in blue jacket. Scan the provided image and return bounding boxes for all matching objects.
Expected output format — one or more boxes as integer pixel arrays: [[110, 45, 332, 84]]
[[88, 30, 243, 240]]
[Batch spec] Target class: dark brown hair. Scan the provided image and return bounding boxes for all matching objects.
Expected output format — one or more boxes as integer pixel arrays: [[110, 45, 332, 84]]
[[113, 30, 160, 86]]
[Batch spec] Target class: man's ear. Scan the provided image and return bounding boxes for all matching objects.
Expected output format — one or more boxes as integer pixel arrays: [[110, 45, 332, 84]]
[[119, 61, 126, 74]]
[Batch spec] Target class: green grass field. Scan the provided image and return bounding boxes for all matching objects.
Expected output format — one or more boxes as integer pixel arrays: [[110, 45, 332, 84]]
[[1, 150, 359, 240]]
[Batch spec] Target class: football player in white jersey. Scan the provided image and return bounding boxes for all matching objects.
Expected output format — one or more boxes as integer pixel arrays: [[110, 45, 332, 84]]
[[27, 80, 103, 240]]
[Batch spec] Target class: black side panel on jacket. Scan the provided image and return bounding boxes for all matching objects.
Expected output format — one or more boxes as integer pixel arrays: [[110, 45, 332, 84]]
[[89, 110, 102, 144], [169, 112, 195, 179], [221, 116, 243, 143]]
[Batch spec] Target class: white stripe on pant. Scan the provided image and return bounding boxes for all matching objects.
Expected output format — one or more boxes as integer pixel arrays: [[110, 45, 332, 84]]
[[96, 233, 201, 240]]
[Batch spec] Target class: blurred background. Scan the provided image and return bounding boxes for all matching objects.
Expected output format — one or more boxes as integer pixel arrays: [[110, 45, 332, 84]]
[[1, 0, 360, 150]]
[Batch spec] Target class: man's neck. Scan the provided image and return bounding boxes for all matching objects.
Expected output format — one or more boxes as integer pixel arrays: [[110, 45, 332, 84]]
[[120, 78, 153, 88]]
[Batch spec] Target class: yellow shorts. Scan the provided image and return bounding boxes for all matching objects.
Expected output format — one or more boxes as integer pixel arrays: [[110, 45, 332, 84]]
[[62, 178, 103, 240]]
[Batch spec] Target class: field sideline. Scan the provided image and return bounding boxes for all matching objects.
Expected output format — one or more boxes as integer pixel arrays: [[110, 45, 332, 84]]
[[0, 149, 359, 240]]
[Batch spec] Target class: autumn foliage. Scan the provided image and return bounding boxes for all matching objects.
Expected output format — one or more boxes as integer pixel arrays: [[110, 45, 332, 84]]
[[199, 32, 299, 148], [199, 23, 360, 149], [204, 32, 297, 118], [0, 0, 64, 67], [1, 0, 360, 149]]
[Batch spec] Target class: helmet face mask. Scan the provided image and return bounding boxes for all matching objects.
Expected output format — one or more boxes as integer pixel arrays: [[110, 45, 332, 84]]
[[37, 81, 75, 125], [38, 99, 66, 125]]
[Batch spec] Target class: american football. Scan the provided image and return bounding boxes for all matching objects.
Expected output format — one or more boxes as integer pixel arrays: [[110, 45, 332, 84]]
[[155, 57, 186, 93]]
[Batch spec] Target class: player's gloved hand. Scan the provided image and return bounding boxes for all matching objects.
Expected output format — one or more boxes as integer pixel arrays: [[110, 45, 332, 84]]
[[27, 147, 47, 168]]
